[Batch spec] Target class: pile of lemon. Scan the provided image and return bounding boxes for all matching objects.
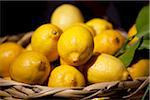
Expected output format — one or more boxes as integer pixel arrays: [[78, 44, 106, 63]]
[[0, 4, 149, 87]]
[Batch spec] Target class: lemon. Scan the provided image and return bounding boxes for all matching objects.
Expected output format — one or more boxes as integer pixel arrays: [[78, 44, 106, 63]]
[[58, 25, 94, 66], [86, 18, 113, 35], [87, 53, 128, 83], [0, 42, 24, 77], [128, 24, 139, 45], [127, 59, 149, 79], [9, 51, 51, 85], [128, 24, 137, 37], [31, 24, 62, 62], [94, 29, 125, 55], [51, 4, 84, 31], [48, 65, 85, 87], [72, 23, 96, 37]]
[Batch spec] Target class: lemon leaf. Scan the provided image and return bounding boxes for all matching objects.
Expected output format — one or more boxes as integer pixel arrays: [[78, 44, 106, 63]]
[[117, 6, 149, 67], [135, 6, 149, 38], [119, 40, 141, 67], [138, 39, 150, 50]]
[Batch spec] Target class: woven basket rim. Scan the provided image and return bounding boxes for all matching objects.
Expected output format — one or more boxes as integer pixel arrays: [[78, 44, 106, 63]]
[[0, 76, 149, 99]]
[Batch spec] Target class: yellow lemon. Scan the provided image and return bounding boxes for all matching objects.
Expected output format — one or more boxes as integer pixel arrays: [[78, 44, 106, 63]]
[[51, 4, 84, 31], [94, 29, 125, 55], [87, 53, 128, 83], [48, 65, 85, 87], [127, 59, 149, 79], [128, 24, 137, 37], [31, 24, 62, 62], [9, 51, 51, 85], [72, 23, 96, 37], [128, 24, 139, 45], [86, 18, 113, 35], [58, 25, 94, 66], [0, 42, 24, 77]]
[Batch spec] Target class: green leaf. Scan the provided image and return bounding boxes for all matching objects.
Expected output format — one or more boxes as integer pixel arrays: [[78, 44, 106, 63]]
[[136, 25, 149, 38], [135, 6, 149, 38], [117, 6, 149, 67], [143, 32, 150, 40], [138, 39, 150, 50], [118, 40, 141, 67]]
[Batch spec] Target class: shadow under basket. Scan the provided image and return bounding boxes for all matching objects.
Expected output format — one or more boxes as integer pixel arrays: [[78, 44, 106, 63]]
[[0, 32, 149, 100]]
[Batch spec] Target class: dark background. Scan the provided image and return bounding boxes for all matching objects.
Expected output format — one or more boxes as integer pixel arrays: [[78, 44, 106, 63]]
[[0, 1, 148, 36]]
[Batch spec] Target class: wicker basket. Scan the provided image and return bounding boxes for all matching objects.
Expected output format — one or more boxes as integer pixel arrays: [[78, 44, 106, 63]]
[[0, 32, 149, 100]]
